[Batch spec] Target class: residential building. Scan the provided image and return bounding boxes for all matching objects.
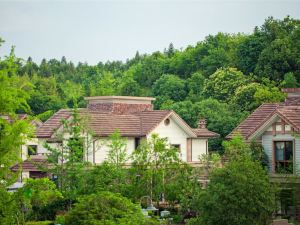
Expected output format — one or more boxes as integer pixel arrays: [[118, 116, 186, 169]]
[[12, 96, 218, 179], [227, 88, 300, 175]]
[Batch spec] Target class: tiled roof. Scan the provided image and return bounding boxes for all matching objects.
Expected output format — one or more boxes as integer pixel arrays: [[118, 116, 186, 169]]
[[37, 109, 71, 138], [227, 103, 300, 140], [37, 109, 172, 138], [11, 156, 48, 172], [226, 103, 278, 139], [193, 128, 220, 138], [37, 108, 218, 139], [276, 106, 300, 132]]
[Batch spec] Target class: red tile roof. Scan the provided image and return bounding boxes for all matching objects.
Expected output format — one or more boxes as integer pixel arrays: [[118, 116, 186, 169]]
[[227, 103, 300, 140]]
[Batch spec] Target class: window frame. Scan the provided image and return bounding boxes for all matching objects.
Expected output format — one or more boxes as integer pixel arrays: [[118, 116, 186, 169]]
[[273, 140, 294, 174]]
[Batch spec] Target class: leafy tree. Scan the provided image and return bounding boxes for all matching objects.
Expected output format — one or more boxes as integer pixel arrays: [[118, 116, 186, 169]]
[[186, 72, 205, 102], [232, 81, 285, 112], [0, 47, 33, 185], [152, 74, 187, 102], [107, 130, 128, 167], [44, 108, 92, 202], [130, 134, 180, 204], [15, 178, 63, 221], [64, 192, 156, 225], [0, 185, 20, 225], [188, 158, 275, 225], [280, 72, 299, 88], [203, 67, 247, 102]]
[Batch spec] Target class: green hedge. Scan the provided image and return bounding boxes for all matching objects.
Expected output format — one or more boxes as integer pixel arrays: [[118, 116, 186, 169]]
[[26, 221, 54, 225]]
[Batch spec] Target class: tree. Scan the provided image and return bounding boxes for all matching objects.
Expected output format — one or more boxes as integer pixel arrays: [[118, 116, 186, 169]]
[[188, 158, 275, 225], [64, 192, 156, 225], [0, 47, 33, 185], [15, 178, 63, 221], [0, 185, 20, 225], [231, 81, 285, 112], [106, 130, 128, 167], [280, 72, 299, 88], [203, 67, 247, 102], [130, 134, 180, 204], [44, 108, 92, 202], [152, 74, 187, 102], [186, 72, 205, 102]]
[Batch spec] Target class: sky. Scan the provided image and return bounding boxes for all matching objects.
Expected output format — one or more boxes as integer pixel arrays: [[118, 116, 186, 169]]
[[0, 0, 300, 65]]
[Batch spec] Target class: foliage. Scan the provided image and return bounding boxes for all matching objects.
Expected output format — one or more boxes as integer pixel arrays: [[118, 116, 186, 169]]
[[106, 130, 128, 167], [152, 74, 187, 103], [0, 47, 33, 185], [44, 108, 92, 202], [64, 192, 156, 225], [0, 185, 21, 225], [130, 134, 181, 203], [15, 178, 63, 221], [203, 67, 247, 102], [188, 158, 276, 225], [25, 221, 53, 225]]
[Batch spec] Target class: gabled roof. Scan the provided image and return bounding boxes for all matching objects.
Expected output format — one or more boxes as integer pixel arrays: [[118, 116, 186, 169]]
[[227, 103, 300, 140], [36, 108, 218, 139]]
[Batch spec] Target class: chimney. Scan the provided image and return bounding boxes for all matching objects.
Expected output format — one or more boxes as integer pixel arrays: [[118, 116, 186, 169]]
[[282, 88, 300, 105], [84, 96, 155, 114], [198, 119, 207, 129]]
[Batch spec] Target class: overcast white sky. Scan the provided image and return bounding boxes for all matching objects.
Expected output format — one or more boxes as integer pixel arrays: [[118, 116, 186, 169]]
[[0, 0, 300, 65]]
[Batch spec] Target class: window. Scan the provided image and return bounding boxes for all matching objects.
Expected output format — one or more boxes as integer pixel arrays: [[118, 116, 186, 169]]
[[28, 145, 37, 156], [135, 138, 141, 149], [274, 141, 293, 174]]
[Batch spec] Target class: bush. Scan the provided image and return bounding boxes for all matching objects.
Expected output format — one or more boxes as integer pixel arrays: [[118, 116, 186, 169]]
[[64, 191, 157, 225], [25, 221, 53, 225]]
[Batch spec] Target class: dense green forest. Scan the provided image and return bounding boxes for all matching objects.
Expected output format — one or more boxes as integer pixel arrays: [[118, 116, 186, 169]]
[[1, 16, 300, 151]]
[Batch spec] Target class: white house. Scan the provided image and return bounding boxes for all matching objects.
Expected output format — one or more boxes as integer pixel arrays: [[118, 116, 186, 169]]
[[12, 96, 218, 178]]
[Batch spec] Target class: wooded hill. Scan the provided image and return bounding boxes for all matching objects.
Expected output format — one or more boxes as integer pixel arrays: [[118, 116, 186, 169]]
[[1, 16, 300, 151]]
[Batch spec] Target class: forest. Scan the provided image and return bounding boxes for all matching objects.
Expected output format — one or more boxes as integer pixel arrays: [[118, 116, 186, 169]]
[[1, 16, 300, 151], [1, 15, 300, 225]]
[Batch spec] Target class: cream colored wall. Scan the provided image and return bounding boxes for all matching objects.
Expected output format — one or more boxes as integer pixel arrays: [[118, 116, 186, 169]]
[[21, 138, 39, 160], [148, 117, 189, 162], [191, 139, 207, 162], [92, 137, 135, 164]]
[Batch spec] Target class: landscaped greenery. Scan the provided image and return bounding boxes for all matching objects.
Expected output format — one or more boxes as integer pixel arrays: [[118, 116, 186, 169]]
[[0, 16, 299, 224]]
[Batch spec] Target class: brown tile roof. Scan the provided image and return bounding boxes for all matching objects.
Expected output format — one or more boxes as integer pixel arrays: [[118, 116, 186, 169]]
[[37, 109, 71, 138], [226, 103, 278, 139], [37, 108, 218, 139], [193, 128, 219, 138], [276, 106, 300, 132], [227, 103, 300, 140], [11, 156, 48, 172], [37, 109, 172, 138]]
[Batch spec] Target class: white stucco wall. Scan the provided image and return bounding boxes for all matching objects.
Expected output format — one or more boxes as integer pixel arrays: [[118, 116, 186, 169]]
[[91, 137, 136, 164], [191, 139, 207, 162], [148, 116, 189, 162]]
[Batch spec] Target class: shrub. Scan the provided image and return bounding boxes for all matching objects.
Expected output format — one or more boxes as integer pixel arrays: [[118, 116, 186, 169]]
[[64, 191, 157, 225]]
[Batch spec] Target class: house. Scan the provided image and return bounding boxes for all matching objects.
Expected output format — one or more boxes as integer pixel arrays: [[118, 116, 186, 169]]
[[0, 114, 46, 184], [17, 96, 218, 174], [227, 88, 300, 175]]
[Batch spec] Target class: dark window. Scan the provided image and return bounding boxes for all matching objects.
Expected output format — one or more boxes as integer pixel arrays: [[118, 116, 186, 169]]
[[171, 144, 181, 157], [275, 141, 293, 174], [28, 145, 37, 156], [135, 138, 141, 149]]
